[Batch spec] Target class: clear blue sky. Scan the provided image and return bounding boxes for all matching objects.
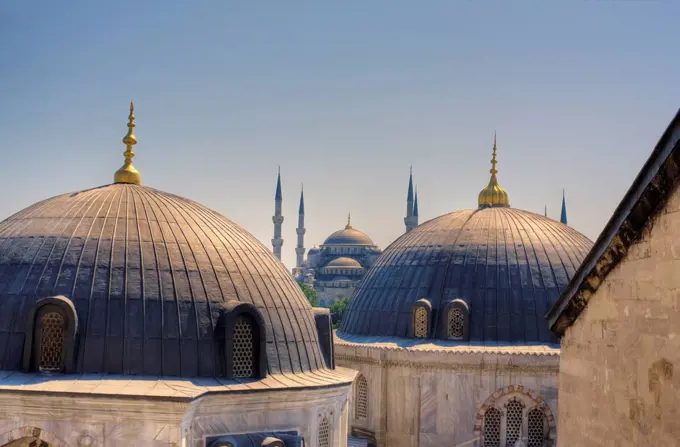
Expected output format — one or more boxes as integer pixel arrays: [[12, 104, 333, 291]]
[[1, 1, 678, 270]]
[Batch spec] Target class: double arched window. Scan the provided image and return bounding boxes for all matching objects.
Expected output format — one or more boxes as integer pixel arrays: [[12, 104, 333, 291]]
[[482, 397, 549, 447], [215, 301, 267, 379]]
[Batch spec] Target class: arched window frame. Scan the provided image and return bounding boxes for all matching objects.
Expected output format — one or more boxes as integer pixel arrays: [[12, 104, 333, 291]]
[[441, 298, 469, 340], [355, 373, 369, 420], [22, 296, 78, 373], [214, 301, 267, 379], [476, 389, 553, 447], [410, 298, 432, 338]]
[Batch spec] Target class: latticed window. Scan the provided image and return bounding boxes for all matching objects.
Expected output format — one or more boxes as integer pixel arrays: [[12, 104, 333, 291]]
[[39, 311, 66, 372], [483, 407, 501, 447], [232, 315, 255, 378], [527, 408, 546, 447], [413, 306, 428, 338], [319, 416, 330, 447], [505, 398, 525, 447], [356, 374, 369, 419], [447, 307, 465, 339]]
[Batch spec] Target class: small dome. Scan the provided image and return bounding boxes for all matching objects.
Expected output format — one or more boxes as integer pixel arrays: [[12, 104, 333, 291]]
[[323, 226, 374, 246], [339, 207, 593, 344], [325, 257, 363, 268], [0, 183, 326, 376]]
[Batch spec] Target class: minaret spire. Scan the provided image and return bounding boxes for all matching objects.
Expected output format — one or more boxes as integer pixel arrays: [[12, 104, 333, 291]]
[[295, 184, 306, 270], [544, 204, 548, 217], [414, 186, 419, 221], [272, 168, 284, 260], [114, 101, 141, 185], [477, 131, 510, 208], [405, 166, 417, 232], [560, 189, 568, 225]]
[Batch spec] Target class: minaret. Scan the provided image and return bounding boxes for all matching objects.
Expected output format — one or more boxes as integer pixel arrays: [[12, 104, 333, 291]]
[[295, 184, 306, 269], [560, 189, 568, 225], [272, 167, 284, 260], [114, 101, 141, 185], [413, 186, 419, 226], [404, 167, 417, 232]]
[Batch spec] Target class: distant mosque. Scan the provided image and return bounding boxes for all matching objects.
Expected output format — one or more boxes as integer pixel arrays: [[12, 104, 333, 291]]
[[270, 141, 570, 308]]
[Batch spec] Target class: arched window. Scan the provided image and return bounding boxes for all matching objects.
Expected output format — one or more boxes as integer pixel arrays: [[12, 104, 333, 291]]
[[483, 407, 501, 447], [355, 374, 369, 419], [37, 310, 66, 372], [505, 398, 525, 446], [443, 299, 469, 340], [410, 298, 431, 338], [527, 408, 547, 447], [318, 416, 330, 447], [232, 314, 255, 378], [447, 307, 465, 339], [414, 307, 428, 338]]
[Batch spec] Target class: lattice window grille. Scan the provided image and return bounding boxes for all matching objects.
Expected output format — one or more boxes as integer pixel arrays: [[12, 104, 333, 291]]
[[356, 374, 369, 419], [447, 307, 465, 339], [483, 407, 501, 447], [505, 398, 525, 447], [39, 311, 66, 372], [319, 416, 330, 447], [414, 306, 428, 338], [527, 408, 546, 447], [233, 315, 255, 378]]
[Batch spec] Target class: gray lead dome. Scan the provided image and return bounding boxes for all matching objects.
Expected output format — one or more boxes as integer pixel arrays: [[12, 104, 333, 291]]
[[339, 207, 593, 344], [0, 183, 325, 376]]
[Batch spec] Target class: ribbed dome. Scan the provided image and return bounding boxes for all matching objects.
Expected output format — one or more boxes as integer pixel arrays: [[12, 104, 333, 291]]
[[0, 183, 326, 376], [323, 226, 374, 246], [339, 207, 593, 344], [325, 257, 363, 268]]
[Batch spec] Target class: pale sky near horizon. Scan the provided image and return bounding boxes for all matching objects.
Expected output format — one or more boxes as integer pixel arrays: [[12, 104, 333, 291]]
[[1, 1, 679, 270]]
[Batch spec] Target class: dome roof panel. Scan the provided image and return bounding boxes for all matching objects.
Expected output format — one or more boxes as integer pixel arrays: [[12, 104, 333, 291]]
[[339, 207, 593, 344], [0, 183, 325, 376]]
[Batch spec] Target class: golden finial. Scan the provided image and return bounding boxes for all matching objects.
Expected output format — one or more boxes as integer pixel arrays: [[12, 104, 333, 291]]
[[114, 101, 141, 185], [346, 212, 352, 229], [477, 131, 510, 208]]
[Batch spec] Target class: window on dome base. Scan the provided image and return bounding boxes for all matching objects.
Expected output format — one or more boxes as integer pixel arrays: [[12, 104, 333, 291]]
[[355, 373, 369, 419], [24, 296, 78, 374], [443, 299, 469, 341], [215, 301, 267, 380], [410, 299, 432, 338], [232, 315, 255, 378]]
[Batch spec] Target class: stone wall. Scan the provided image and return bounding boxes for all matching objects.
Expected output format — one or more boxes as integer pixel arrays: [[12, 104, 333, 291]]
[[558, 182, 680, 446], [336, 343, 559, 447]]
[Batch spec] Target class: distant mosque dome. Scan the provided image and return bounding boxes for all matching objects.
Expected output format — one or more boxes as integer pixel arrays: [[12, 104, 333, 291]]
[[325, 257, 363, 268], [322, 215, 375, 246], [339, 134, 593, 345]]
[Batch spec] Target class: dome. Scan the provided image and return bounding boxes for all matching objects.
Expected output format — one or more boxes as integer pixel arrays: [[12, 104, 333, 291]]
[[325, 257, 363, 268], [323, 222, 374, 246], [339, 207, 593, 344], [0, 183, 326, 376]]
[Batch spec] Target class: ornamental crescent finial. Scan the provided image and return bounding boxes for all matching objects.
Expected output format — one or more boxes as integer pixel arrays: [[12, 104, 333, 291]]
[[114, 101, 141, 185]]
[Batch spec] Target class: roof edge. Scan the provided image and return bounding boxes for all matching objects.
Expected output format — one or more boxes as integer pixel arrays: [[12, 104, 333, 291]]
[[547, 109, 680, 335]]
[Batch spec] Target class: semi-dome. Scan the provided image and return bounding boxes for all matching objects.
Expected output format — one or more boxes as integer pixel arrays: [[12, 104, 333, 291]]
[[325, 257, 363, 268], [0, 104, 327, 377], [339, 207, 592, 344], [323, 215, 374, 246]]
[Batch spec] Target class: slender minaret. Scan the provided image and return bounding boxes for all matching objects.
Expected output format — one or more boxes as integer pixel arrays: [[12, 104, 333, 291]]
[[272, 167, 284, 260], [295, 184, 306, 269], [404, 167, 417, 232], [413, 186, 419, 226], [560, 189, 568, 225]]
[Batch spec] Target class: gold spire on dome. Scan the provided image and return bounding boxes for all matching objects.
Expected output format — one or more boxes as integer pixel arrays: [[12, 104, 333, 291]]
[[346, 213, 352, 229], [114, 101, 141, 185], [477, 132, 510, 208]]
